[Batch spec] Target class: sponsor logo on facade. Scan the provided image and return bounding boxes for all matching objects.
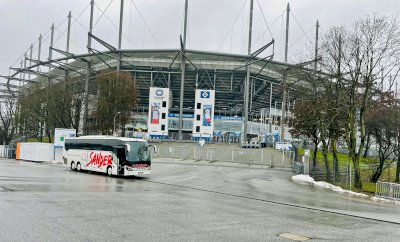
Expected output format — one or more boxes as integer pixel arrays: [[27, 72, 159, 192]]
[[155, 89, 164, 96], [86, 152, 113, 168], [200, 91, 210, 98]]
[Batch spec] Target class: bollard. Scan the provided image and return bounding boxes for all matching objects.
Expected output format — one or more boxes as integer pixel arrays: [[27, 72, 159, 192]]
[[261, 150, 264, 165], [270, 153, 273, 168]]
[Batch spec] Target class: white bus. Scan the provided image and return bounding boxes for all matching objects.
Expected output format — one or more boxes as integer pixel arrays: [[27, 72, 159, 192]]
[[63, 136, 155, 176]]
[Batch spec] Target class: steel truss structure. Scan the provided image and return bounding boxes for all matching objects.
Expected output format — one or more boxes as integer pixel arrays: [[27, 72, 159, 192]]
[[0, 0, 319, 141]]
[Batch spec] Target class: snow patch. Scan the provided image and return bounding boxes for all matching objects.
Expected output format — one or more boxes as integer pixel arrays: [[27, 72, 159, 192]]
[[291, 174, 315, 183], [291, 174, 368, 198], [371, 196, 400, 205]]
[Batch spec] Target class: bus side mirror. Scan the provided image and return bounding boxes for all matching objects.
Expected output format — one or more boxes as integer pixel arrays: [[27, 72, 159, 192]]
[[148, 145, 157, 154], [125, 144, 130, 153]]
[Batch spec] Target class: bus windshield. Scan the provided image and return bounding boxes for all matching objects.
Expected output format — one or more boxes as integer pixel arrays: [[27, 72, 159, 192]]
[[125, 141, 149, 163]]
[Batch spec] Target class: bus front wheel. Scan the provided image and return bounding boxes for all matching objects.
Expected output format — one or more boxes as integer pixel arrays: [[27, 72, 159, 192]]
[[107, 166, 112, 176], [70, 161, 75, 170]]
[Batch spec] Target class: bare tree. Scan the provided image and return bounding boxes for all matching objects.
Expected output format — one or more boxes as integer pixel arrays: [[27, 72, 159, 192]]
[[93, 70, 138, 135], [365, 93, 397, 182], [0, 94, 17, 144], [319, 15, 400, 188]]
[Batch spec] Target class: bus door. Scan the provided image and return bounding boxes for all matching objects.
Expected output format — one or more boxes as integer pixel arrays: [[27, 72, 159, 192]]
[[114, 146, 127, 175]]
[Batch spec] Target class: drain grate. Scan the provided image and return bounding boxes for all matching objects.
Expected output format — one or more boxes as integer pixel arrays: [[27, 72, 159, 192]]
[[278, 233, 312, 241]]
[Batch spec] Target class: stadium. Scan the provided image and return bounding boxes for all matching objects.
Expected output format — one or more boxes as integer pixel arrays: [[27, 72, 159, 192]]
[[1, 0, 313, 144]]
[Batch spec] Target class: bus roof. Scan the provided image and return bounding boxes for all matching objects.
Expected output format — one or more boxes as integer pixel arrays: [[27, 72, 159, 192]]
[[66, 135, 147, 143]]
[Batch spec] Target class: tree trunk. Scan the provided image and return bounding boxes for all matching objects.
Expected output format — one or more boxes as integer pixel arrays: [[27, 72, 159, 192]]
[[396, 155, 400, 183], [348, 108, 363, 189], [371, 165, 383, 183], [322, 139, 331, 182], [354, 114, 367, 189], [363, 132, 371, 158], [46, 129, 52, 144], [313, 143, 318, 170], [331, 137, 339, 182]]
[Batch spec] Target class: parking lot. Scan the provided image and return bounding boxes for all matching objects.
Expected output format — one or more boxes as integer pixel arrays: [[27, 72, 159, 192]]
[[1, 158, 400, 241]]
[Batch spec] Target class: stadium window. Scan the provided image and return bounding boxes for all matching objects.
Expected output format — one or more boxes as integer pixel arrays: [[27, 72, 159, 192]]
[[196, 126, 200, 132], [196, 114, 200, 121], [162, 113, 166, 119], [197, 103, 201, 109], [162, 101, 167, 108]]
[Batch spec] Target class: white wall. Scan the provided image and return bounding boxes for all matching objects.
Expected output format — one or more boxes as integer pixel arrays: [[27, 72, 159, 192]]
[[0, 145, 5, 158], [192, 89, 215, 139], [147, 87, 170, 138], [18, 143, 54, 162]]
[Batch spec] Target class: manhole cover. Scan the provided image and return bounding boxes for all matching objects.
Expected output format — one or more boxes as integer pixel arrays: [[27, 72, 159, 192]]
[[278, 233, 312, 241]]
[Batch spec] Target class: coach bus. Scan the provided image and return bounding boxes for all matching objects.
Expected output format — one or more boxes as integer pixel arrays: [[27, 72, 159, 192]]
[[63, 136, 155, 176]]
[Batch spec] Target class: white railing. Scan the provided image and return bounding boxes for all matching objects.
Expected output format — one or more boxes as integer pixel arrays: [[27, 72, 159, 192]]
[[376, 181, 400, 201], [153, 145, 295, 168]]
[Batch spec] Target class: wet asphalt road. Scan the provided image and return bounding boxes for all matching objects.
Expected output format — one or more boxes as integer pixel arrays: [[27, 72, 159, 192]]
[[1, 158, 400, 242]]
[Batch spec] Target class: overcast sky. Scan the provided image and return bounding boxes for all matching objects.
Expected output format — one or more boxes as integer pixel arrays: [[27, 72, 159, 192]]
[[1, 0, 399, 79]]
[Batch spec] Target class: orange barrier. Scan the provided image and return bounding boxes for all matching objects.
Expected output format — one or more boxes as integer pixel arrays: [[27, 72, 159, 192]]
[[16, 143, 20, 160]]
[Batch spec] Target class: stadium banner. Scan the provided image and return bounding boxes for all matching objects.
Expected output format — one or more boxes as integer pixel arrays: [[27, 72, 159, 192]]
[[192, 89, 215, 141], [148, 87, 170, 139]]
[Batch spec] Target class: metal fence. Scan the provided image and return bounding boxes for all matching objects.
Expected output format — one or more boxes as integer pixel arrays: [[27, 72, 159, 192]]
[[293, 161, 304, 174], [153, 145, 294, 168], [376, 181, 400, 201]]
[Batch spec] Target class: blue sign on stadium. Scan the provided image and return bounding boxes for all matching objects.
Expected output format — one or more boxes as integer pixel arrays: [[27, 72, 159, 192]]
[[214, 115, 242, 120], [168, 113, 194, 118]]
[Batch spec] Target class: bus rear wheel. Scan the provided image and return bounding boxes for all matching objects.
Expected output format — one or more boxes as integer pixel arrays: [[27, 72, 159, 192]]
[[70, 161, 76, 170], [76, 162, 81, 172], [107, 166, 112, 176]]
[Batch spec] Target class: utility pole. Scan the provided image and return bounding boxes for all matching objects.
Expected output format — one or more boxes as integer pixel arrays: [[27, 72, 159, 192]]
[[178, 0, 188, 140], [117, 0, 124, 72], [243, 0, 254, 144], [280, 3, 290, 142], [29, 44, 33, 80], [84, 0, 95, 135]]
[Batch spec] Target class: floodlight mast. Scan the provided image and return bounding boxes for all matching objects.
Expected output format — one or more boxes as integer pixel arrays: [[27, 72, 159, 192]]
[[280, 3, 290, 142], [178, 0, 189, 140], [117, 0, 124, 72], [243, 0, 254, 144], [83, 0, 95, 135]]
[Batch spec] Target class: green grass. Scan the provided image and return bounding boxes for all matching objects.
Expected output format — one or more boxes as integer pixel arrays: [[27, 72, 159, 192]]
[[298, 147, 399, 194], [361, 182, 377, 194], [26, 137, 53, 143], [298, 147, 380, 167]]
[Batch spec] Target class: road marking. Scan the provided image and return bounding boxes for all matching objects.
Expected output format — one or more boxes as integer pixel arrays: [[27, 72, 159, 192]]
[[278, 233, 311, 241]]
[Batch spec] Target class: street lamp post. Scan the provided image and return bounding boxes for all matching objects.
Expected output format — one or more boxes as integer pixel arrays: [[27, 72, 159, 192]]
[[113, 112, 121, 136]]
